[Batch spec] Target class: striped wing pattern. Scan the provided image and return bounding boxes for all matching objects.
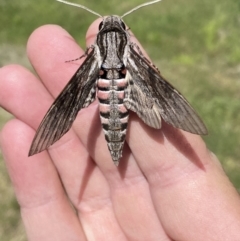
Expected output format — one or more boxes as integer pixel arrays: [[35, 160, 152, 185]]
[[29, 50, 99, 156], [126, 45, 208, 135]]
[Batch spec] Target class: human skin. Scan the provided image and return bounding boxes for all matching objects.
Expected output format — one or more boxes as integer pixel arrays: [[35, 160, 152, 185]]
[[0, 19, 240, 241]]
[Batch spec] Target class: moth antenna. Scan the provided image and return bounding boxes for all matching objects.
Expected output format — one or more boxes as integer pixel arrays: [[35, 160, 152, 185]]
[[121, 0, 162, 18], [56, 0, 102, 18]]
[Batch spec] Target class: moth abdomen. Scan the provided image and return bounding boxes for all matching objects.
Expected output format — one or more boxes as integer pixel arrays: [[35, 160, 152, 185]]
[[97, 76, 129, 165]]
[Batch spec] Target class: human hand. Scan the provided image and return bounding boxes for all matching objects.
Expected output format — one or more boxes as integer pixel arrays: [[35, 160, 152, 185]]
[[0, 19, 240, 241]]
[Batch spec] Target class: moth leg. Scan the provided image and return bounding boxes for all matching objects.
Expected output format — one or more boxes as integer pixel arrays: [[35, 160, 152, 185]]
[[65, 45, 95, 63]]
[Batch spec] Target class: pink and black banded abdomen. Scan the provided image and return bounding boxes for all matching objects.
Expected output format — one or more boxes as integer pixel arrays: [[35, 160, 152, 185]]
[[97, 76, 129, 165]]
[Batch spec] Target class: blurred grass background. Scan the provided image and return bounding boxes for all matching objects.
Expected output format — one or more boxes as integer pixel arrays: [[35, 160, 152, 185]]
[[0, 0, 240, 240]]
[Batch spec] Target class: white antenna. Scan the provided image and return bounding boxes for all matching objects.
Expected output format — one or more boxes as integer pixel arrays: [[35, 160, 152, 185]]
[[56, 0, 102, 18], [121, 0, 162, 18], [56, 0, 162, 19]]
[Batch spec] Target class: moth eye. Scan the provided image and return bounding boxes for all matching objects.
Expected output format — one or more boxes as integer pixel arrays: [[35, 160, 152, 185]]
[[120, 21, 126, 30], [99, 21, 103, 30]]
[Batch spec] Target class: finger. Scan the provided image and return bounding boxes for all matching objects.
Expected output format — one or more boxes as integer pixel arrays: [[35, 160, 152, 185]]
[[0, 119, 86, 240], [26, 20, 170, 240]]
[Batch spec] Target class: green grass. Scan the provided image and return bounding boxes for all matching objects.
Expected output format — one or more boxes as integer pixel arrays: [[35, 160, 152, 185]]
[[0, 0, 240, 240]]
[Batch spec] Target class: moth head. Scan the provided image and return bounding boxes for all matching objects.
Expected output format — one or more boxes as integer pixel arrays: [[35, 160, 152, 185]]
[[98, 16, 127, 32]]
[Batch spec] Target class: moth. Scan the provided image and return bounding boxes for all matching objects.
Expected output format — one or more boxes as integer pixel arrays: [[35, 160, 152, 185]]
[[29, 0, 208, 165]]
